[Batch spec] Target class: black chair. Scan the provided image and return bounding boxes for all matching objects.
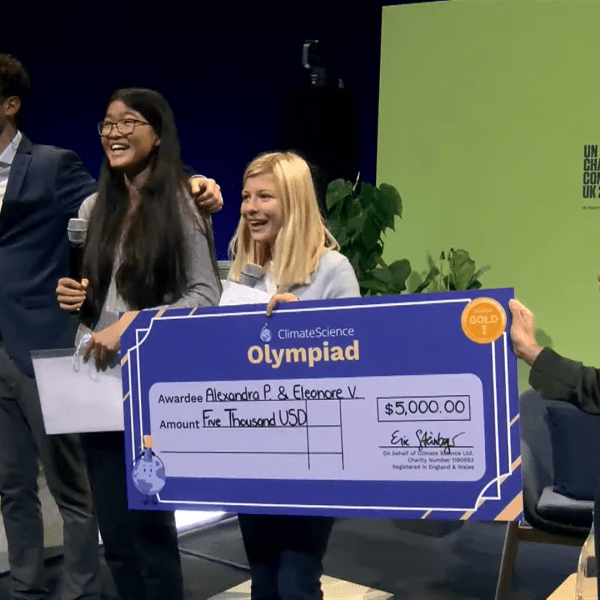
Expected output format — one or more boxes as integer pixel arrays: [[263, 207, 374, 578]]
[[495, 388, 594, 600]]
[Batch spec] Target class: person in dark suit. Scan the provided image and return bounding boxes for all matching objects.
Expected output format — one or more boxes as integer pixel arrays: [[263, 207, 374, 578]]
[[0, 54, 223, 600], [0, 53, 102, 600]]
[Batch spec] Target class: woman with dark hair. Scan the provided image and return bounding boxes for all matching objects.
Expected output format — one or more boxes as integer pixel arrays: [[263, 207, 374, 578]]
[[56, 88, 221, 600]]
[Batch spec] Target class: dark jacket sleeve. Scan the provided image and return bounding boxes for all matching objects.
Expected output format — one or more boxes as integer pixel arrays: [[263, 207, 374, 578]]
[[529, 347, 600, 415], [55, 150, 97, 217]]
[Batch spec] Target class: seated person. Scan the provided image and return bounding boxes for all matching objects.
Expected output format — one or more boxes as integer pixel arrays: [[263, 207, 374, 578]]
[[509, 297, 600, 597]]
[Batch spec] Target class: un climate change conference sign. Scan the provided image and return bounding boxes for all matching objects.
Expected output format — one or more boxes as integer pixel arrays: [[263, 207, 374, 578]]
[[120, 288, 522, 522]]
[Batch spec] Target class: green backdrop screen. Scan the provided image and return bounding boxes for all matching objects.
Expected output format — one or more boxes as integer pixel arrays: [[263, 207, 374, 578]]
[[378, 0, 600, 389]]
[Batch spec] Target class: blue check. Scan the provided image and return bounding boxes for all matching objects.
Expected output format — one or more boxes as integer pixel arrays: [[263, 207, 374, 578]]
[[120, 288, 522, 521]]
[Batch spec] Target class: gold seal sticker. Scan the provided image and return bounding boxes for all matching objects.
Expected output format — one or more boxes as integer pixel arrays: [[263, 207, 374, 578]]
[[461, 297, 507, 344]]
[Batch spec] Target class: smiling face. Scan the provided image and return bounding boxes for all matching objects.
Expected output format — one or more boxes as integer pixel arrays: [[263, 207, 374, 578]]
[[100, 100, 159, 177], [241, 174, 285, 251]]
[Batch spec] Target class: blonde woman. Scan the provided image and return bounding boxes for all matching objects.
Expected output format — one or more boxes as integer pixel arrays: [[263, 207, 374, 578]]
[[230, 151, 360, 600]]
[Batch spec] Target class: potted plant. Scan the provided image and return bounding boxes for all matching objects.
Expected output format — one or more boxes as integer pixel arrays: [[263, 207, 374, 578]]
[[326, 179, 489, 295]]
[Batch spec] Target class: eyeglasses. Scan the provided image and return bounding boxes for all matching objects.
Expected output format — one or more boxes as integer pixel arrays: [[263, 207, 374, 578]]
[[97, 119, 151, 137]]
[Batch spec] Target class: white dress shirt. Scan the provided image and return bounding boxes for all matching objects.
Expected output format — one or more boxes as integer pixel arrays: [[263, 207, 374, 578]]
[[0, 130, 22, 215]]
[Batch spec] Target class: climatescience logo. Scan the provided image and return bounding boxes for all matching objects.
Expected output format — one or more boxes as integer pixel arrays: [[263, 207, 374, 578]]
[[249, 322, 360, 369], [260, 324, 272, 343]]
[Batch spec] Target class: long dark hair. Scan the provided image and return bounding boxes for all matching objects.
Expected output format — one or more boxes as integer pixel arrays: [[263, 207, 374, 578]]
[[82, 88, 198, 319]]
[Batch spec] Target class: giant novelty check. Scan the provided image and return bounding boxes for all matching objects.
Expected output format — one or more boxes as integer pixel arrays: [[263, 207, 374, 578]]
[[120, 288, 522, 521]]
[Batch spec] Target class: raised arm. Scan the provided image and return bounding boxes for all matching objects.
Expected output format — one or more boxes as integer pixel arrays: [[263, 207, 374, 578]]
[[509, 299, 600, 414]]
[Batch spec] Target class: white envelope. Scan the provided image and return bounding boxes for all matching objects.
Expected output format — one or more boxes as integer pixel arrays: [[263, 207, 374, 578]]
[[219, 281, 270, 306], [31, 348, 124, 434]]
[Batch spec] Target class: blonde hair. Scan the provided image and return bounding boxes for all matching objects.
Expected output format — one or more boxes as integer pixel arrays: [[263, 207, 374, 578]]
[[229, 151, 339, 289]]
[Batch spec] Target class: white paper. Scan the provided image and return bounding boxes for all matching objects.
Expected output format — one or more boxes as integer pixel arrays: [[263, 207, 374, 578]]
[[219, 281, 270, 306], [32, 349, 124, 434], [149, 374, 486, 482]]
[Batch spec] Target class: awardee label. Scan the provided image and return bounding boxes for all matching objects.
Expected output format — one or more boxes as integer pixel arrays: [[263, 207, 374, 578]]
[[121, 288, 522, 521]]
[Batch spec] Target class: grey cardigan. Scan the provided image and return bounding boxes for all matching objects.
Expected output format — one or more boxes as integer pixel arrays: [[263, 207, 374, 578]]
[[76, 192, 221, 340]]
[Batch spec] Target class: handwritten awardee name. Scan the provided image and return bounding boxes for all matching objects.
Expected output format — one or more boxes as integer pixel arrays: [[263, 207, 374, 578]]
[[247, 340, 359, 369]]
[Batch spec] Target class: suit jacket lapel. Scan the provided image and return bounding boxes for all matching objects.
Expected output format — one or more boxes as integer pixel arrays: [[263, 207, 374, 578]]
[[3, 134, 33, 207]]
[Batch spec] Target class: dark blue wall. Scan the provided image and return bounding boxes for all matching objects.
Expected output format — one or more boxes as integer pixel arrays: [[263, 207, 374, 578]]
[[3, 2, 391, 259]]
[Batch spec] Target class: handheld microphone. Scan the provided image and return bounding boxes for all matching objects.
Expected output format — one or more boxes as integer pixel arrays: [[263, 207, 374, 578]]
[[67, 218, 88, 281], [239, 263, 264, 288]]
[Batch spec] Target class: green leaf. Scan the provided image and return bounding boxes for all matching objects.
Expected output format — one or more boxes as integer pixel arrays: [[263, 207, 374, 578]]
[[370, 267, 394, 285], [362, 261, 411, 295], [379, 183, 403, 220], [366, 185, 397, 232], [388, 259, 411, 285], [362, 278, 392, 295], [344, 200, 363, 224], [380, 183, 402, 215], [369, 202, 396, 232], [360, 252, 379, 274], [328, 199, 342, 222], [361, 215, 381, 251], [371, 286, 390, 296], [328, 219, 342, 239], [326, 179, 353, 212], [448, 249, 476, 290], [467, 265, 491, 287], [426, 253, 437, 271], [413, 266, 440, 293], [358, 182, 377, 209], [376, 256, 388, 268], [426, 279, 442, 293], [344, 212, 365, 238], [349, 252, 361, 274]]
